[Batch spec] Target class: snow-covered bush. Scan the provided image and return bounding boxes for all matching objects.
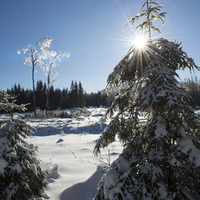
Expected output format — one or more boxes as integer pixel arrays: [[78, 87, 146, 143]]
[[36, 108, 47, 119], [59, 110, 71, 118], [55, 109, 81, 118], [70, 110, 81, 118], [80, 107, 91, 117], [94, 1, 200, 199], [0, 91, 48, 200]]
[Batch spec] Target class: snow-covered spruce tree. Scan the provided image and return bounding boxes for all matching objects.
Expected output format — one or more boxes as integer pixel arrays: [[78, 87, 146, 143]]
[[0, 91, 48, 200], [94, 1, 200, 199]]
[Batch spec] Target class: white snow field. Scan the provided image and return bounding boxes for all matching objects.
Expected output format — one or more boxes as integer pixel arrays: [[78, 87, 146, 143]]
[[25, 107, 123, 200], [2, 107, 199, 200]]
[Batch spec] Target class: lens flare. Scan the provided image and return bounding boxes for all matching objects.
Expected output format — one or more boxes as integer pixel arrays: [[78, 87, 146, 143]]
[[132, 35, 147, 50]]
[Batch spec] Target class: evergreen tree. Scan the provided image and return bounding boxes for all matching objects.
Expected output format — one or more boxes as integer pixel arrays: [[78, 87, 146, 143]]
[[0, 91, 47, 199], [48, 85, 62, 110], [68, 81, 74, 108], [68, 81, 79, 108], [6, 84, 26, 113], [25, 89, 34, 112], [36, 80, 47, 110], [78, 81, 85, 107], [85, 92, 108, 107], [60, 88, 69, 109], [48, 85, 55, 110], [6, 80, 109, 111], [94, 1, 200, 199], [54, 88, 62, 109], [74, 81, 79, 107], [19, 87, 26, 106], [124, 0, 166, 38]]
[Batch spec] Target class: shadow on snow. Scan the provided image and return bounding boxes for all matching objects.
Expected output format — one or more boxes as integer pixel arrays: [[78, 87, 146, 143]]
[[32, 123, 107, 136], [60, 167, 103, 200]]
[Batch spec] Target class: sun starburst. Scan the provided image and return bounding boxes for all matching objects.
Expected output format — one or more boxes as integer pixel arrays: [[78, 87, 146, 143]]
[[132, 35, 147, 50]]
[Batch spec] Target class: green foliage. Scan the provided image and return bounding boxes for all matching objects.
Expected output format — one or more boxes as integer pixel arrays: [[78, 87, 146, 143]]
[[124, 0, 167, 37], [0, 91, 48, 199], [94, 1, 200, 199], [0, 90, 27, 120], [107, 39, 198, 88], [95, 40, 200, 199], [94, 38, 199, 155], [6, 81, 108, 113]]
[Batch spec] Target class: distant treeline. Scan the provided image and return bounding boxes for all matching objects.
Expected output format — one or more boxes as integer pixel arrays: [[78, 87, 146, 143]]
[[186, 76, 200, 108], [4, 77, 200, 112], [6, 80, 109, 112]]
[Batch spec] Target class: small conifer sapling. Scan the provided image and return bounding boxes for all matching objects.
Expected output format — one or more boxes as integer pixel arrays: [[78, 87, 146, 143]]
[[0, 91, 48, 200]]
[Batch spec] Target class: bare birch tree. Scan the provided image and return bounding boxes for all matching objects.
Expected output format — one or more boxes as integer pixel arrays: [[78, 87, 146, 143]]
[[18, 37, 53, 117], [45, 51, 70, 116]]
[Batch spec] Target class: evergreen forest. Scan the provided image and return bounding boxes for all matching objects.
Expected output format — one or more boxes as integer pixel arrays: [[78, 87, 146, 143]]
[[4, 76, 200, 114], [5, 80, 109, 112]]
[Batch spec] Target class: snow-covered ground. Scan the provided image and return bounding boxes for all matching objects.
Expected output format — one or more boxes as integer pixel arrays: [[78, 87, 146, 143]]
[[25, 107, 123, 200], [2, 107, 199, 199]]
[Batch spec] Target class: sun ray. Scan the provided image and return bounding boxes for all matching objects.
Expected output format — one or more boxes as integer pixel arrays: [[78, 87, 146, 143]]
[[132, 35, 147, 50]]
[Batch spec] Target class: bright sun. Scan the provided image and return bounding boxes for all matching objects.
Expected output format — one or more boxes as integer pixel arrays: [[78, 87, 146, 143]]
[[132, 35, 147, 50]]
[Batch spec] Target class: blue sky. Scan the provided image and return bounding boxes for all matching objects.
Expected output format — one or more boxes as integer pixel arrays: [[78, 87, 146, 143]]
[[0, 0, 200, 93]]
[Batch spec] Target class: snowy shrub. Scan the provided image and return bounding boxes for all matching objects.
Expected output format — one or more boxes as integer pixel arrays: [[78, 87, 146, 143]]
[[22, 113, 32, 120], [94, 1, 200, 199], [66, 110, 80, 118], [0, 91, 48, 200], [59, 111, 71, 118], [56, 109, 81, 118], [80, 107, 91, 117], [36, 108, 46, 119], [46, 164, 59, 183]]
